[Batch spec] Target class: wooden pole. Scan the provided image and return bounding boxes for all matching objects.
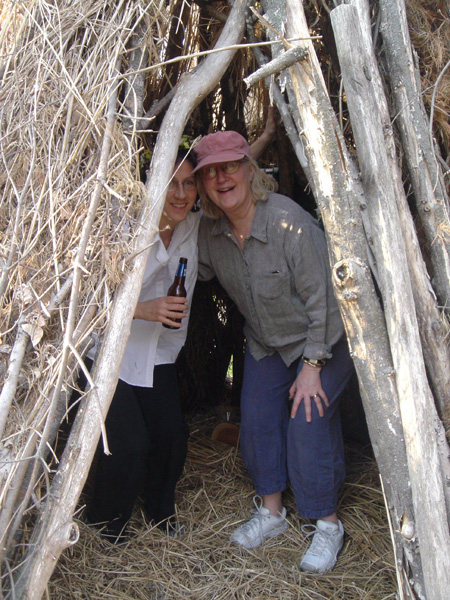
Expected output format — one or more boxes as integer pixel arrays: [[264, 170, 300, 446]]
[[12, 2, 251, 597], [282, 0, 426, 593], [331, 4, 450, 599]]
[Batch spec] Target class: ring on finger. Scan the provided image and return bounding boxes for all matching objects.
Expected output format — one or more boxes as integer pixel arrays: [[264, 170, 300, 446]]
[[312, 393, 319, 398]]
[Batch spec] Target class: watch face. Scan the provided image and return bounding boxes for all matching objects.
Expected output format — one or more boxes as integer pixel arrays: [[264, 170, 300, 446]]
[[302, 356, 326, 367]]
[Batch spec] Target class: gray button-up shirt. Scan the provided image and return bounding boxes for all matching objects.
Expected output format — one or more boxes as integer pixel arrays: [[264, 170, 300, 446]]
[[198, 192, 344, 366]]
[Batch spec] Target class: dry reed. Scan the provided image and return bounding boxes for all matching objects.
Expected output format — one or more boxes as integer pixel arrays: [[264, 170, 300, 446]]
[[48, 417, 396, 600], [406, 0, 450, 161], [1, 0, 448, 597]]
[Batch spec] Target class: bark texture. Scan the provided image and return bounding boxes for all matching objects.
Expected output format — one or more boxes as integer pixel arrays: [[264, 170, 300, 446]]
[[12, 2, 251, 597], [331, 3, 450, 598], [379, 0, 450, 317], [278, 0, 450, 596]]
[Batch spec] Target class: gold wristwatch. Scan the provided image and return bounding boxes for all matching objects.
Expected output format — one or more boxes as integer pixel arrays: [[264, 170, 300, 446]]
[[301, 356, 326, 368]]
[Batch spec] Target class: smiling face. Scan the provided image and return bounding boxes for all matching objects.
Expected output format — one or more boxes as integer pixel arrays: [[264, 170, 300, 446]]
[[161, 159, 197, 230], [200, 159, 254, 219]]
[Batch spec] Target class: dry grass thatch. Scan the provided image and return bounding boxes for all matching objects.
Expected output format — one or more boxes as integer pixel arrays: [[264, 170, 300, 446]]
[[0, 2, 176, 590], [1, 0, 449, 596], [406, 0, 450, 159], [49, 417, 396, 600]]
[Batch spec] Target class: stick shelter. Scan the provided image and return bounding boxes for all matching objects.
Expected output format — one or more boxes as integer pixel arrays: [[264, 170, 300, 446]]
[[0, 1, 449, 598]]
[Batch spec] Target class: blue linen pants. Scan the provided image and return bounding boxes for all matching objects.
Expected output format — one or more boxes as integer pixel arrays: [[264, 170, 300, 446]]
[[240, 337, 354, 519]]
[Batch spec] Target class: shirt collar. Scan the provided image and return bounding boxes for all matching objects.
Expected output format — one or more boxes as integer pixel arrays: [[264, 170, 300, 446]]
[[155, 212, 195, 262], [210, 198, 270, 243]]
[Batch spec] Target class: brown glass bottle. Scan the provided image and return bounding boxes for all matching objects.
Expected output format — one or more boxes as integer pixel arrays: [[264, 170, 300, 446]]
[[163, 257, 188, 329]]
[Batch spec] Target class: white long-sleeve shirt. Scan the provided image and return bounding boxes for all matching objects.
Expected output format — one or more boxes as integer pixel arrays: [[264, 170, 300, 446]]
[[116, 211, 200, 387]]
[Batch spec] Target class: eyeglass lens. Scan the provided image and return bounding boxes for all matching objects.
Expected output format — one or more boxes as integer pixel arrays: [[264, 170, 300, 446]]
[[168, 180, 196, 192], [203, 161, 241, 179]]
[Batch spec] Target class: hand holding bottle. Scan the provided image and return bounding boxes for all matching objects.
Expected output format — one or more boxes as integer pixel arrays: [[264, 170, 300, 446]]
[[134, 296, 188, 328], [134, 258, 188, 329]]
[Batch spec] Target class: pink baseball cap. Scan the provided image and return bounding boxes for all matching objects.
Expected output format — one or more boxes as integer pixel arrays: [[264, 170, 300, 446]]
[[193, 131, 252, 173]]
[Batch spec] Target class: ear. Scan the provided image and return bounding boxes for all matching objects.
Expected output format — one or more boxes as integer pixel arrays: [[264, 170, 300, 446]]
[[249, 164, 255, 182]]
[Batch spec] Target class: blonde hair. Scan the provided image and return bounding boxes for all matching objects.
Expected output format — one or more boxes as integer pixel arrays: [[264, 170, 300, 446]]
[[197, 158, 278, 219]]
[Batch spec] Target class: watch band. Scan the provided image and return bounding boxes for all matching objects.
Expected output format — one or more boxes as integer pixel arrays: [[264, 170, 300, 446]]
[[301, 356, 326, 368]]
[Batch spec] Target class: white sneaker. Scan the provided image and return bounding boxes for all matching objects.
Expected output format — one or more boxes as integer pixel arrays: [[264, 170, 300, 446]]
[[299, 519, 345, 573], [231, 496, 288, 549]]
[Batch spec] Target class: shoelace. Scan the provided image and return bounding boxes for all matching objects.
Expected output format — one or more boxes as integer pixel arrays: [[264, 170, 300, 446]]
[[239, 513, 264, 535], [238, 496, 270, 536], [301, 524, 329, 557]]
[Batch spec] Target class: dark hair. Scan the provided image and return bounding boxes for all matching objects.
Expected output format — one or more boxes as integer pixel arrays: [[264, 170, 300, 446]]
[[175, 147, 197, 169], [174, 146, 200, 212]]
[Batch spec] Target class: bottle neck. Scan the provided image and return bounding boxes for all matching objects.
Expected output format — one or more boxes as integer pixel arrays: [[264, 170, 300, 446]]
[[175, 262, 187, 279]]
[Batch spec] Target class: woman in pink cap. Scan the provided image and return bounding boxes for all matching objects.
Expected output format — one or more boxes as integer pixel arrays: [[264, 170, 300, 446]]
[[194, 130, 354, 573]]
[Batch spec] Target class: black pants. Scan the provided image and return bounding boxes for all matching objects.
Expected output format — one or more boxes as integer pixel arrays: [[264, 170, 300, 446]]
[[85, 363, 189, 536]]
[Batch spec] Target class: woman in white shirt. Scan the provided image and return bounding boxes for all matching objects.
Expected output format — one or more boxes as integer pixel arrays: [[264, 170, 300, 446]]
[[85, 149, 200, 543], [83, 116, 276, 544]]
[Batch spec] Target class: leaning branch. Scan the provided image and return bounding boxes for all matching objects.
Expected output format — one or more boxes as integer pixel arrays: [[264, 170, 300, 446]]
[[379, 0, 450, 315], [243, 46, 307, 87], [13, 2, 252, 598], [245, 15, 309, 173], [332, 4, 450, 598]]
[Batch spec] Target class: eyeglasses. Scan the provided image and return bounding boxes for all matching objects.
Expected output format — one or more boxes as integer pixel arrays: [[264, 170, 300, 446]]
[[201, 160, 245, 180], [167, 179, 197, 192]]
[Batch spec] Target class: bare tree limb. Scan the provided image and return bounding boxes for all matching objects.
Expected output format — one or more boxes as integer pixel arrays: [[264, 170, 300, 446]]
[[379, 0, 450, 316], [0, 275, 73, 439], [245, 10, 309, 173], [332, 5, 450, 599], [284, 0, 427, 594], [12, 2, 252, 597], [243, 46, 307, 87], [122, 17, 150, 134]]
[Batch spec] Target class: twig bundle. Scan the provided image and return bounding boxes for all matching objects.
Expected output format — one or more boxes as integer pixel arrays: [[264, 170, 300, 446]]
[[0, 0, 166, 581], [1, 0, 449, 596]]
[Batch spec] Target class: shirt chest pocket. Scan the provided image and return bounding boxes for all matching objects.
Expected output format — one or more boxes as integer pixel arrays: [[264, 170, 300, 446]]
[[253, 271, 309, 342], [255, 271, 291, 299]]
